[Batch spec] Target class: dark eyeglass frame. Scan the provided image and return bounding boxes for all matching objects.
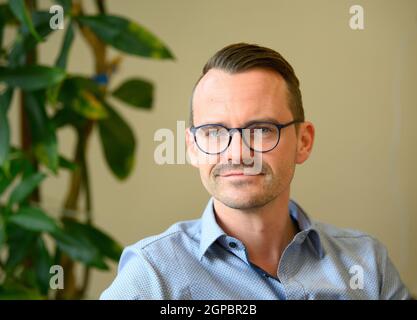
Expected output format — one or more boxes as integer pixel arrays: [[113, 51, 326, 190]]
[[190, 120, 303, 155]]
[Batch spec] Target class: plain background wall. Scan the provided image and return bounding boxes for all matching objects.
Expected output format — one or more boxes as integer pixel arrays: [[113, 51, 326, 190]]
[[4, 0, 417, 298]]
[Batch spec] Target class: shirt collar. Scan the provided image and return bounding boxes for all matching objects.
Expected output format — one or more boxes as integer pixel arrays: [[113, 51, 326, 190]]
[[198, 197, 325, 260], [288, 200, 325, 259], [198, 198, 226, 260]]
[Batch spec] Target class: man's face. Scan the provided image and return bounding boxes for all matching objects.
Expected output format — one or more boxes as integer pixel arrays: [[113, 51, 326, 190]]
[[186, 68, 311, 210]]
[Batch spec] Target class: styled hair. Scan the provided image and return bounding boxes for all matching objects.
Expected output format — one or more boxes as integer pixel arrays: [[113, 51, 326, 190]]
[[190, 43, 304, 127]]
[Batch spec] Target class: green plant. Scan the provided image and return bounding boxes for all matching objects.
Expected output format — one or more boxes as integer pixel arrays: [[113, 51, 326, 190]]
[[0, 0, 174, 299]]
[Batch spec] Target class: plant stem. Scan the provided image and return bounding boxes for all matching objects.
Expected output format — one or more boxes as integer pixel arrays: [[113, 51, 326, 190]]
[[80, 130, 92, 222], [63, 134, 83, 213], [95, 0, 106, 14], [58, 0, 109, 300], [20, 0, 40, 202]]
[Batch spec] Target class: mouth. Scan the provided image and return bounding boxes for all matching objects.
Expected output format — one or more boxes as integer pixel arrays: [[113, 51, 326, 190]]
[[219, 171, 264, 177]]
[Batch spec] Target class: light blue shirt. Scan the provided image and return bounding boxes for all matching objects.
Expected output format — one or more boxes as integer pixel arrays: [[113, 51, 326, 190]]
[[100, 198, 411, 300]]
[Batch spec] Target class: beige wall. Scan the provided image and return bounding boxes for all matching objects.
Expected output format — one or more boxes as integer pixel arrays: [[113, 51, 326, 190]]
[[5, 0, 417, 298]]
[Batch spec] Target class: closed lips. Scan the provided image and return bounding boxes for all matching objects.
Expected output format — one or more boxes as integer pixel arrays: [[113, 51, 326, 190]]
[[220, 171, 263, 177], [220, 171, 244, 177]]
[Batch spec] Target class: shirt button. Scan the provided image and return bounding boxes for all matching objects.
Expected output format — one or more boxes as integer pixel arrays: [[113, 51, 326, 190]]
[[228, 242, 237, 249]]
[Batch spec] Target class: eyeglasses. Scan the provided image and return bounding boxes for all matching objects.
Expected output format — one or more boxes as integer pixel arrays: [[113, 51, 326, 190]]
[[190, 120, 303, 155]]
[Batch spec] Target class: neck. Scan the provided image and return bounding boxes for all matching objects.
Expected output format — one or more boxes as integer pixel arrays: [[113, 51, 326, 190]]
[[212, 188, 298, 276]]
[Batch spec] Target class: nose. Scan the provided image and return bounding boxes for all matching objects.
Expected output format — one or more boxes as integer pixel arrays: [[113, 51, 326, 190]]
[[225, 129, 244, 164]]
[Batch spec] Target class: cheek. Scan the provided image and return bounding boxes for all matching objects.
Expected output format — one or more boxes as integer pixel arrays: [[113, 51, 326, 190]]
[[198, 163, 215, 181], [264, 148, 296, 177], [198, 164, 216, 193], [196, 153, 220, 177]]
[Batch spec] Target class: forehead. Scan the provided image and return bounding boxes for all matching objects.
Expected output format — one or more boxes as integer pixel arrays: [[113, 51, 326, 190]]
[[192, 68, 291, 126]]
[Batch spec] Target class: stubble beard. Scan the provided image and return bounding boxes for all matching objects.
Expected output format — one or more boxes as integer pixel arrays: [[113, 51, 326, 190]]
[[210, 170, 284, 210]]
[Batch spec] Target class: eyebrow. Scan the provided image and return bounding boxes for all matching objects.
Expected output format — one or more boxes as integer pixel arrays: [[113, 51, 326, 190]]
[[196, 117, 282, 128], [243, 118, 281, 126]]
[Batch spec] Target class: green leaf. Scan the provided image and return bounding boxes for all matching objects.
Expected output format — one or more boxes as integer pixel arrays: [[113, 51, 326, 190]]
[[23, 91, 59, 173], [5, 224, 38, 270], [112, 78, 153, 109], [51, 105, 87, 129], [98, 103, 136, 180], [8, 171, 46, 206], [0, 65, 66, 91], [31, 11, 58, 38], [0, 112, 10, 167], [58, 155, 77, 171], [0, 89, 13, 167], [0, 26, 3, 53], [0, 149, 29, 195], [9, 206, 59, 233], [55, 0, 72, 14], [55, 21, 74, 69], [0, 173, 10, 196], [0, 172, 10, 195], [0, 214, 5, 250], [0, 281, 44, 300], [8, 11, 57, 67], [0, 17, 4, 49], [73, 90, 107, 120], [64, 220, 117, 261], [46, 81, 62, 107], [61, 76, 102, 96], [8, 148, 30, 177], [69, 223, 122, 262], [51, 223, 108, 270], [0, 5, 14, 51], [0, 4, 16, 25], [34, 237, 52, 295], [59, 76, 108, 120], [78, 15, 174, 59], [8, 0, 42, 42], [20, 268, 39, 293]]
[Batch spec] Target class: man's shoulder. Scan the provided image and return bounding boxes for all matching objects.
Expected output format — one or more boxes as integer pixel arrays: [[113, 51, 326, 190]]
[[126, 217, 202, 254], [314, 220, 374, 239], [312, 220, 386, 254]]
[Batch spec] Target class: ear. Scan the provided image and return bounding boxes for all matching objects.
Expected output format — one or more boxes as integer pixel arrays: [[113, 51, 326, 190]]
[[186, 127, 199, 168], [295, 121, 315, 164]]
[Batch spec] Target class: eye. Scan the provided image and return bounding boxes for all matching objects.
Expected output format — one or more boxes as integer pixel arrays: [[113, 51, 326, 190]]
[[260, 127, 272, 134], [249, 125, 274, 135], [199, 126, 227, 138], [208, 129, 220, 137]]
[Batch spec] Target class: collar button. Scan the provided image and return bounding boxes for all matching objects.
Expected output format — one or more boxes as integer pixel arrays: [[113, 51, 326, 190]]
[[228, 241, 237, 249]]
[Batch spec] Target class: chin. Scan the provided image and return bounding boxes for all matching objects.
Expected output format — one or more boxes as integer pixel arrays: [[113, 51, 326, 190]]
[[214, 190, 273, 210]]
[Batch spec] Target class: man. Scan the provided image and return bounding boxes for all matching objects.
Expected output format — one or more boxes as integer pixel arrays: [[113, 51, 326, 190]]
[[101, 43, 411, 300]]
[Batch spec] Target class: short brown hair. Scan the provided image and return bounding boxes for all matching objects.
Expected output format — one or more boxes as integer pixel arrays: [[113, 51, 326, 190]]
[[190, 43, 304, 127]]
